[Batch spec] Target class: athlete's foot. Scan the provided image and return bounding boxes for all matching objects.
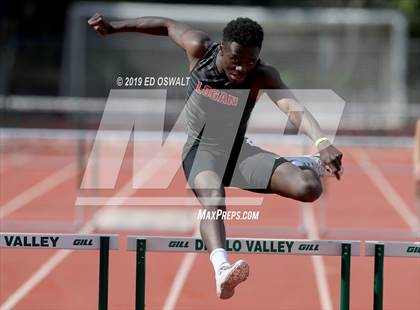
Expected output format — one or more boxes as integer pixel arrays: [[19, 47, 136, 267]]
[[285, 155, 343, 177], [216, 260, 249, 299]]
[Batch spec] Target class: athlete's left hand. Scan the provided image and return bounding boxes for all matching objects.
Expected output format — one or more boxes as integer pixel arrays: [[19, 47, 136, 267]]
[[318, 142, 343, 180]]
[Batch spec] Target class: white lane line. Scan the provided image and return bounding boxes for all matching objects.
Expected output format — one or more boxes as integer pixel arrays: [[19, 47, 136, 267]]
[[0, 156, 166, 309], [0, 163, 76, 219], [163, 202, 334, 310], [0, 222, 95, 310], [303, 203, 333, 310], [162, 223, 199, 310], [352, 149, 420, 234], [162, 253, 197, 310], [0, 250, 72, 310]]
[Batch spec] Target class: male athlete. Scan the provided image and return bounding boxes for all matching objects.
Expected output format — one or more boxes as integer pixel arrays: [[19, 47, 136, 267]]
[[88, 15, 343, 299]]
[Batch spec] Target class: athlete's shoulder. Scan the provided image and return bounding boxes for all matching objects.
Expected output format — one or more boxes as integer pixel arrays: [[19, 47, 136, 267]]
[[183, 31, 213, 59], [202, 40, 219, 55], [253, 62, 284, 89], [187, 36, 216, 71], [255, 62, 280, 80]]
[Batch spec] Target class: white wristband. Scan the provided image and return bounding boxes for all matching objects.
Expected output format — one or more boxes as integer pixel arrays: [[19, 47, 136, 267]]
[[315, 137, 330, 148]]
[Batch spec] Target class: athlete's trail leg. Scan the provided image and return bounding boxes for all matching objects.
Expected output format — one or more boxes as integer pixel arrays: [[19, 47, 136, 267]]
[[270, 162, 323, 202]]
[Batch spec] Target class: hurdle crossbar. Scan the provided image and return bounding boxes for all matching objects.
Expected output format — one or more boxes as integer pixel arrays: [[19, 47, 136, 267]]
[[127, 236, 360, 310], [365, 241, 420, 310], [0, 233, 119, 310]]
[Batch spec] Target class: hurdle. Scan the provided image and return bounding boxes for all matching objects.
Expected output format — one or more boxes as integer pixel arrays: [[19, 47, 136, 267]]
[[415, 118, 420, 232], [0, 232, 119, 310], [365, 241, 420, 310], [127, 236, 360, 310]]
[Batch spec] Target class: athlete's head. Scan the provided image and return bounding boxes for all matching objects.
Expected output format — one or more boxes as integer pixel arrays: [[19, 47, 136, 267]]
[[221, 17, 264, 84]]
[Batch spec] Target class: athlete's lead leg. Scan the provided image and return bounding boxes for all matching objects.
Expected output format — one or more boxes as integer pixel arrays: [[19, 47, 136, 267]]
[[193, 170, 249, 299], [193, 170, 226, 253]]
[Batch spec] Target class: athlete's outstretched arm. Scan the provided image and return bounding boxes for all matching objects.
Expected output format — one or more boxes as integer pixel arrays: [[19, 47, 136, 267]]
[[87, 13, 211, 67], [261, 66, 343, 179]]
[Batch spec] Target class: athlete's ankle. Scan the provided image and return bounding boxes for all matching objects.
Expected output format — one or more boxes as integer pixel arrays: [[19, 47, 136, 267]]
[[210, 248, 229, 275]]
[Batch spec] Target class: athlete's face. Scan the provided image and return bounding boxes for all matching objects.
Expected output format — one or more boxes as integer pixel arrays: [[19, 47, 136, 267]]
[[221, 41, 260, 85]]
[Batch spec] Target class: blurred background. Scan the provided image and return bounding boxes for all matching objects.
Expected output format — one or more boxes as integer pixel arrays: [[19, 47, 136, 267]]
[[1, 0, 419, 132]]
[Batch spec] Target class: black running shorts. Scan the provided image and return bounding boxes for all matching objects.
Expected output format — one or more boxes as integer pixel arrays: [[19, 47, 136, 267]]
[[182, 138, 288, 193]]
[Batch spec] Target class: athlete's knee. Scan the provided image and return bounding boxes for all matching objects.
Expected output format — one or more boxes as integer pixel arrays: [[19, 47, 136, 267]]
[[195, 188, 225, 209], [204, 189, 225, 209], [296, 174, 322, 202]]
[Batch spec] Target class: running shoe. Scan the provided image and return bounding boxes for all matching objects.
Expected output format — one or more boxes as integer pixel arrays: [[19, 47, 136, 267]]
[[216, 260, 249, 299]]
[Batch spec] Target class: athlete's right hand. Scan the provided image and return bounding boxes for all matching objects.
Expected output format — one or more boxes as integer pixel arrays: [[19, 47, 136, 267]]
[[88, 13, 114, 36]]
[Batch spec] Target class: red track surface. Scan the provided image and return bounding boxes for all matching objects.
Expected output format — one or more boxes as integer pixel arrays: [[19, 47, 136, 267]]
[[1, 138, 419, 309]]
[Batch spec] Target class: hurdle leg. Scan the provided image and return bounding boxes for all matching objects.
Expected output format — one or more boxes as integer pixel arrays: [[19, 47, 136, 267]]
[[373, 244, 384, 310], [340, 243, 351, 310], [136, 239, 147, 310], [99, 236, 110, 310], [415, 118, 420, 237]]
